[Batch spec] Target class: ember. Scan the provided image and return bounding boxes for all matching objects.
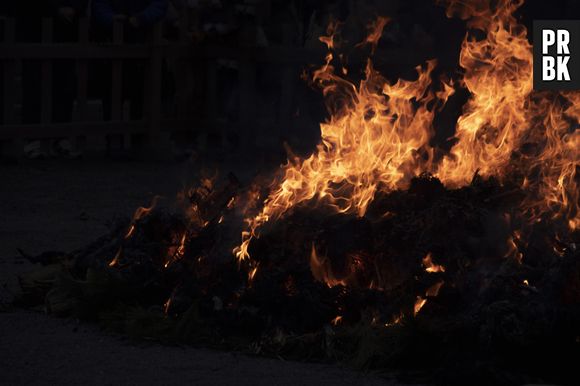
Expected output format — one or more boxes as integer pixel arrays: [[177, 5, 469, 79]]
[[16, 0, 579, 384]]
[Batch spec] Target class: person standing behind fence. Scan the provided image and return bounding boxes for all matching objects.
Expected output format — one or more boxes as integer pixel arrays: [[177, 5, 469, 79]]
[[14, 1, 88, 124], [91, 0, 168, 121]]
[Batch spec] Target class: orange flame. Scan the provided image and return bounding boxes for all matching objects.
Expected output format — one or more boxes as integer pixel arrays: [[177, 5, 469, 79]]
[[415, 280, 445, 317], [236, 1, 578, 294], [436, 0, 533, 186], [109, 197, 159, 267], [248, 263, 259, 284], [163, 297, 172, 315], [319, 20, 341, 51], [426, 280, 445, 297], [165, 232, 187, 268], [422, 253, 446, 273], [437, 0, 578, 231], [128, 197, 159, 235], [414, 297, 427, 316], [108, 247, 123, 268], [358, 16, 391, 54], [385, 312, 403, 327], [236, 55, 443, 262], [309, 244, 348, 288]]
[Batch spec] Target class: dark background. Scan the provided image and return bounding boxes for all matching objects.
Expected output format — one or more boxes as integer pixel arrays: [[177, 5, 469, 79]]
[[0, 1, 579, 384], [0, 0, 578, 162]]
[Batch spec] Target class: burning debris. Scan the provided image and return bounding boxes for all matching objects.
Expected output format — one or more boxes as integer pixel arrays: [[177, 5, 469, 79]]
[[14, 0, 579, 385], [17, 173, 578, 384]]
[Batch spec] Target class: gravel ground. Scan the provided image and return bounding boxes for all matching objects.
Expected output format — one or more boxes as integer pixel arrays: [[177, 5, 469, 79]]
[[0, 159, 402, 386]]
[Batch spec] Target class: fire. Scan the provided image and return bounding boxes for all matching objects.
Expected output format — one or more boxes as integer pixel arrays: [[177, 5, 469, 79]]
[[236, 22, 448, 262], [422, 253, 445, 273], [164, 232, 187, 268], [415, 280, 445, 317], [426, 280, 445, 297], [385, 313, 403, 327], [318, 20, 340, 51], [331, 315, 343, 326], [414, 297, 427, 316], [524, 93, 579, 231], [436, 0, 578, 231], [232, 0, 578, 322], [108, 247, 123, 268], [163, 297, 172, 315], [128, 197, 159, 231], [358, 16, 391, 54], [89, 1, 580, 352], [248, 263, 259, 284], [309, 244, 347, 288], [436, 0, 533, 186], [505, 235, 523, 263], [109, 197, 159, 267]]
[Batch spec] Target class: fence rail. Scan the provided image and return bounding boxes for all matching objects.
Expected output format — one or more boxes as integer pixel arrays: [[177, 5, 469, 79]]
[[0, 15, 416, 158]]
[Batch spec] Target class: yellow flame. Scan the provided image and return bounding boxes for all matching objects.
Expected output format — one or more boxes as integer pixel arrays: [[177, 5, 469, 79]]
[[415, 281, 445, 317], [108, 247, 122, 267], [422, 253, 446, 273], [436, 0, 533, 186], [414, 297, 427, 316], [309, 244, 348, 288], [437, 0, 578, 231], [235, 2, 579, 295], [110, 197, 159, 267], [385, 313, 403, 327], [248, 263, 259, 284], [237, 54, 442, 263]]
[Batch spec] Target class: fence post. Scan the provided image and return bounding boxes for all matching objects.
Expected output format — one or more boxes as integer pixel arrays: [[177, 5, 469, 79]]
[[2, 18, 15, 125], [1, 17, 22, 158], [200, 58, 218, 150], [41, 18, 53, 126], [108, 20, 126, 151], [239, 22, 257, 150], [146, 22, 164, 156], [76, 18, 89, 121], [278, 23, 296, 145], [111, 20, 124, 122], [74, 17, 90, 154]]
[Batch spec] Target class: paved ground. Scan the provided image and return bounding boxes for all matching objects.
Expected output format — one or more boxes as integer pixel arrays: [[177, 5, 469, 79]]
[[0, 159, 401, 386]]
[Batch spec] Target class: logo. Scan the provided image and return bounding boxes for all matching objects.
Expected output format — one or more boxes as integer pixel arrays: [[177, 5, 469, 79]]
[[534, 20, 580, 90]]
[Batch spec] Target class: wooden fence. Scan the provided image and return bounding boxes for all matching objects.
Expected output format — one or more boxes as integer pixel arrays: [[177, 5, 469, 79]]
[[0, 16, 417, 159]]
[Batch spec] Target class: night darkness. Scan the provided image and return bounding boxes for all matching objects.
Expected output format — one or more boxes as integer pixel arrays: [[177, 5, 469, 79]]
[[1, 1, 579, 385]]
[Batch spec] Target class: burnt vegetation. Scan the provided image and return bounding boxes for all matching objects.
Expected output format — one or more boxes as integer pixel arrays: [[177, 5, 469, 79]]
[[17, 172, 580, 385], [12, 0, 580, 385]]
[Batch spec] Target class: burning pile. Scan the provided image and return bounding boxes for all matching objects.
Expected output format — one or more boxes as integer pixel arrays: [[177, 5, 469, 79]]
[[16, 0, 579, 384]]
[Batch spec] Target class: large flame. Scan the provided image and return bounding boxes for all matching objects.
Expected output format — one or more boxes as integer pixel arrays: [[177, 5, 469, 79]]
[[236, 0, 578, 269], [435, 0, 578, 231], [436, 0, 533, 185], [235, 22, 450, 261]]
